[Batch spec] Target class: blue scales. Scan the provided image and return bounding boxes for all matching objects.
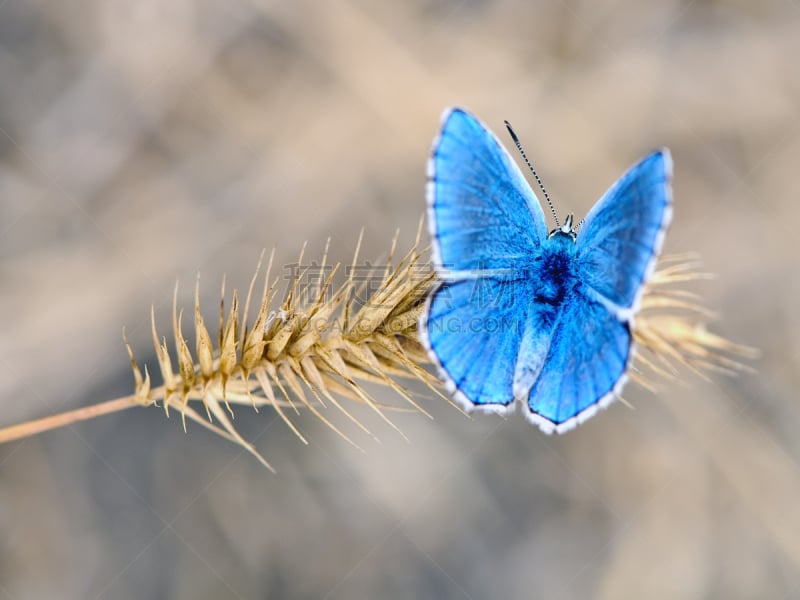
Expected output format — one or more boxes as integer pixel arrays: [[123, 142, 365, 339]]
[[420, 108, 672, 432]]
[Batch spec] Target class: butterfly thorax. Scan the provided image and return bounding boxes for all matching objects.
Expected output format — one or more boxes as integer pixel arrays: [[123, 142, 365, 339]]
[[531, 232, 577, 307]]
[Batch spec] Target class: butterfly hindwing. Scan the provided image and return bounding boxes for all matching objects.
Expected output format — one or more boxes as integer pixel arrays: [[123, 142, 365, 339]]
[[423, 277, 532, 412], [427, 108, 548, 275], [525, 292, 631, 433], [576, 150, 673, 314]]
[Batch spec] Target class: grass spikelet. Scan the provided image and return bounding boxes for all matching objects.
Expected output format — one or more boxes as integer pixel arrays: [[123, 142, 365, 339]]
[[128, 244, 754, 466], [0, 234, 755, 467], [127, 227, 439, 466], [632, 255, 759, 386]]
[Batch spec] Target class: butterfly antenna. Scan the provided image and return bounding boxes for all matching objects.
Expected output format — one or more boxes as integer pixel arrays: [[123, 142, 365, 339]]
[[504, 120, 560, 228]]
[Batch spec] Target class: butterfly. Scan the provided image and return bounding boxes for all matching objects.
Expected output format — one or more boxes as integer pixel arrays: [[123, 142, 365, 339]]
[[420, 108, 672, 433]]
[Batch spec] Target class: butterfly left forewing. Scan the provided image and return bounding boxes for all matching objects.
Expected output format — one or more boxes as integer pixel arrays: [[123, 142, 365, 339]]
[[427, 108, 548, 277]]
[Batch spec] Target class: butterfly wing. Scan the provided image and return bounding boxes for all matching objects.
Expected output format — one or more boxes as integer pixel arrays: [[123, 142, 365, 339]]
[[525, 293, 631, 433], [575, 149, 673, 316], [427, 108, 548, 275], [524, 150, 672, 432], [423, 107, 549, 410], [423, 277, 533, 412]]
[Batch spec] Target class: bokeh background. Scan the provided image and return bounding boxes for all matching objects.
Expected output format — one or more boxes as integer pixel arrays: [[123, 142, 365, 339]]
[[1, 1, 798, 598]]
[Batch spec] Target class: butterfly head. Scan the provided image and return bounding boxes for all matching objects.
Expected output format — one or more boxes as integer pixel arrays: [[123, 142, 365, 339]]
[[548, 213, 577, 242], [504, 121, 579, 244]]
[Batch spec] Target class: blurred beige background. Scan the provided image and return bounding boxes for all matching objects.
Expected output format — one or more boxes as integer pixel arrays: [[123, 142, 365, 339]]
[[1, 1, 798, 598]]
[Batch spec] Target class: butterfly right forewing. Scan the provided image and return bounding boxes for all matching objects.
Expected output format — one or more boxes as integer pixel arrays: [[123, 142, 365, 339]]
[[575, 150, 673, 318]]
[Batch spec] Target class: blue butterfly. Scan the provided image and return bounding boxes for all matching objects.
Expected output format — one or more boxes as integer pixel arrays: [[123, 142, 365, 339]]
[[421, 108, 672, 433]]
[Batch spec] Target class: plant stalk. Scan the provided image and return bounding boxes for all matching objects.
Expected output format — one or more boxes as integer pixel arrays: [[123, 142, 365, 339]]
[[0, 396, 141, 444]]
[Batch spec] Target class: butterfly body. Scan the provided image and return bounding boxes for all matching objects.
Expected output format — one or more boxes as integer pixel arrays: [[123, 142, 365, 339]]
[[531, 232, 577, 308], [421, 108, 672, 433]]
